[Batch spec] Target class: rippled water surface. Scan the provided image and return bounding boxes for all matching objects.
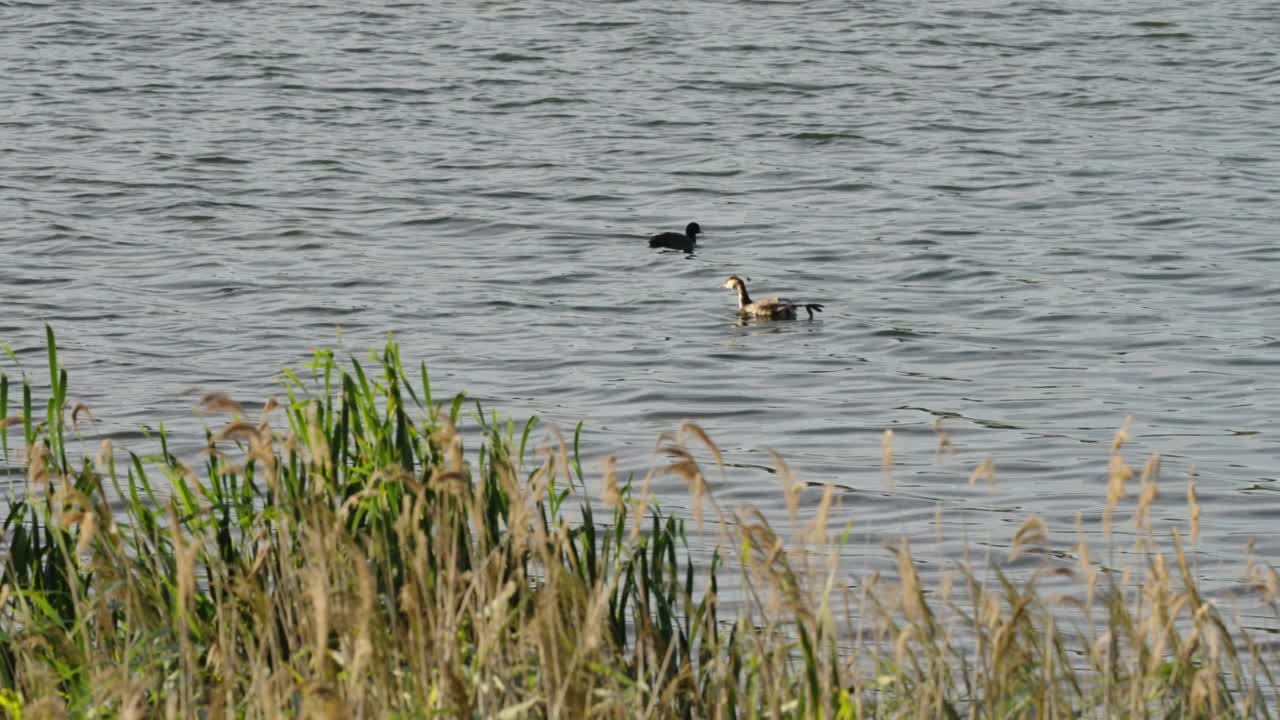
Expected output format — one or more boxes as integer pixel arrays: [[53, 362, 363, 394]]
[[3, 1, 1278, 597]]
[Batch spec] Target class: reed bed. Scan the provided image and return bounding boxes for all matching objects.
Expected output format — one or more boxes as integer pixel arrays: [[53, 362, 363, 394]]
[[1, 327, 1276, 718]]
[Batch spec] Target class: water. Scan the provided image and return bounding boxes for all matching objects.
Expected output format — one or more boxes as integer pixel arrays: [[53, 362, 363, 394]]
[[2, 1, 1278, 604]]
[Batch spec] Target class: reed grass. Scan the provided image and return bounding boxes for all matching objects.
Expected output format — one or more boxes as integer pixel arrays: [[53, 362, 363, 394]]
[[1, 326, 1276, 718]]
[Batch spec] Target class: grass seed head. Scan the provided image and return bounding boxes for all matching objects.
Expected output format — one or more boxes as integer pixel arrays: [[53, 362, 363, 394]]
[[969, 456, 996, 486], [600, 455, 620, 509], [1187, 467, 1201, 543], [769, 448, 802, 526], [1133, 452, 1160, 531], [28, 440, 50, 485], [1009, 517, 1048, 562], [881, 429, 894, 490], [932, 417, 956, 461], [199, 391, 244, 416], [70, 402, 92, 431], [94, 438, 112, 473]]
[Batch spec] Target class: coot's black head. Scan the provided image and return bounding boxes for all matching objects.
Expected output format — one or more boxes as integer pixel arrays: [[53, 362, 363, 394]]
[[686, 222, 702, 238]]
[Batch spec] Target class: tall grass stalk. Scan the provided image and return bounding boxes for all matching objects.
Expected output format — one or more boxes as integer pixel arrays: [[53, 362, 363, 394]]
[[0, 328, 1276, 717]]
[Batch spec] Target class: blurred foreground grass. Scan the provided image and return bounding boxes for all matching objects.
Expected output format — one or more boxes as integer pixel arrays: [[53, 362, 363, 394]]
[[1, 327, 1276, 718]]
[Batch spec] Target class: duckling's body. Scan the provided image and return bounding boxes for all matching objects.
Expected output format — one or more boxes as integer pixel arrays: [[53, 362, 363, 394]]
[[721, 275, 824, 320], [649, 222, 701, 251]]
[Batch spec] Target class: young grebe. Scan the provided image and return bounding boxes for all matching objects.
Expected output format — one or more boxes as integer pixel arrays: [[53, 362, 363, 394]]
[[649, 222, 701, 251], [721, 275, 824, 320]]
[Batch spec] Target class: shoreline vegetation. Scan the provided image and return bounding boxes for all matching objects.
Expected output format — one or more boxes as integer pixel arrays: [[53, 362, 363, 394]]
[[1, 328, 1276, 718]]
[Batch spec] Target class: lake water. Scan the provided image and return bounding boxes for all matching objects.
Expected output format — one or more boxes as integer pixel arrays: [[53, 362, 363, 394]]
[[2, 1, 1278, 604]]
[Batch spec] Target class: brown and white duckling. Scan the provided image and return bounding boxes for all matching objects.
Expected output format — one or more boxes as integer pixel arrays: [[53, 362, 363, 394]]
[[721, 275, 824, 320], [649, 221, 701, 251]]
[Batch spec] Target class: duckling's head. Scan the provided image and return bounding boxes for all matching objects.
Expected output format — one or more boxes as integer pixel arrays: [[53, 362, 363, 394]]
[[721, 275, 746, 291], [685, 222, 702, 238]]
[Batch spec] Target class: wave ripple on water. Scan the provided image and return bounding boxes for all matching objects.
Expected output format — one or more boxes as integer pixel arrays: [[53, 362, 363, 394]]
[[1, 0, 1278, 597]]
